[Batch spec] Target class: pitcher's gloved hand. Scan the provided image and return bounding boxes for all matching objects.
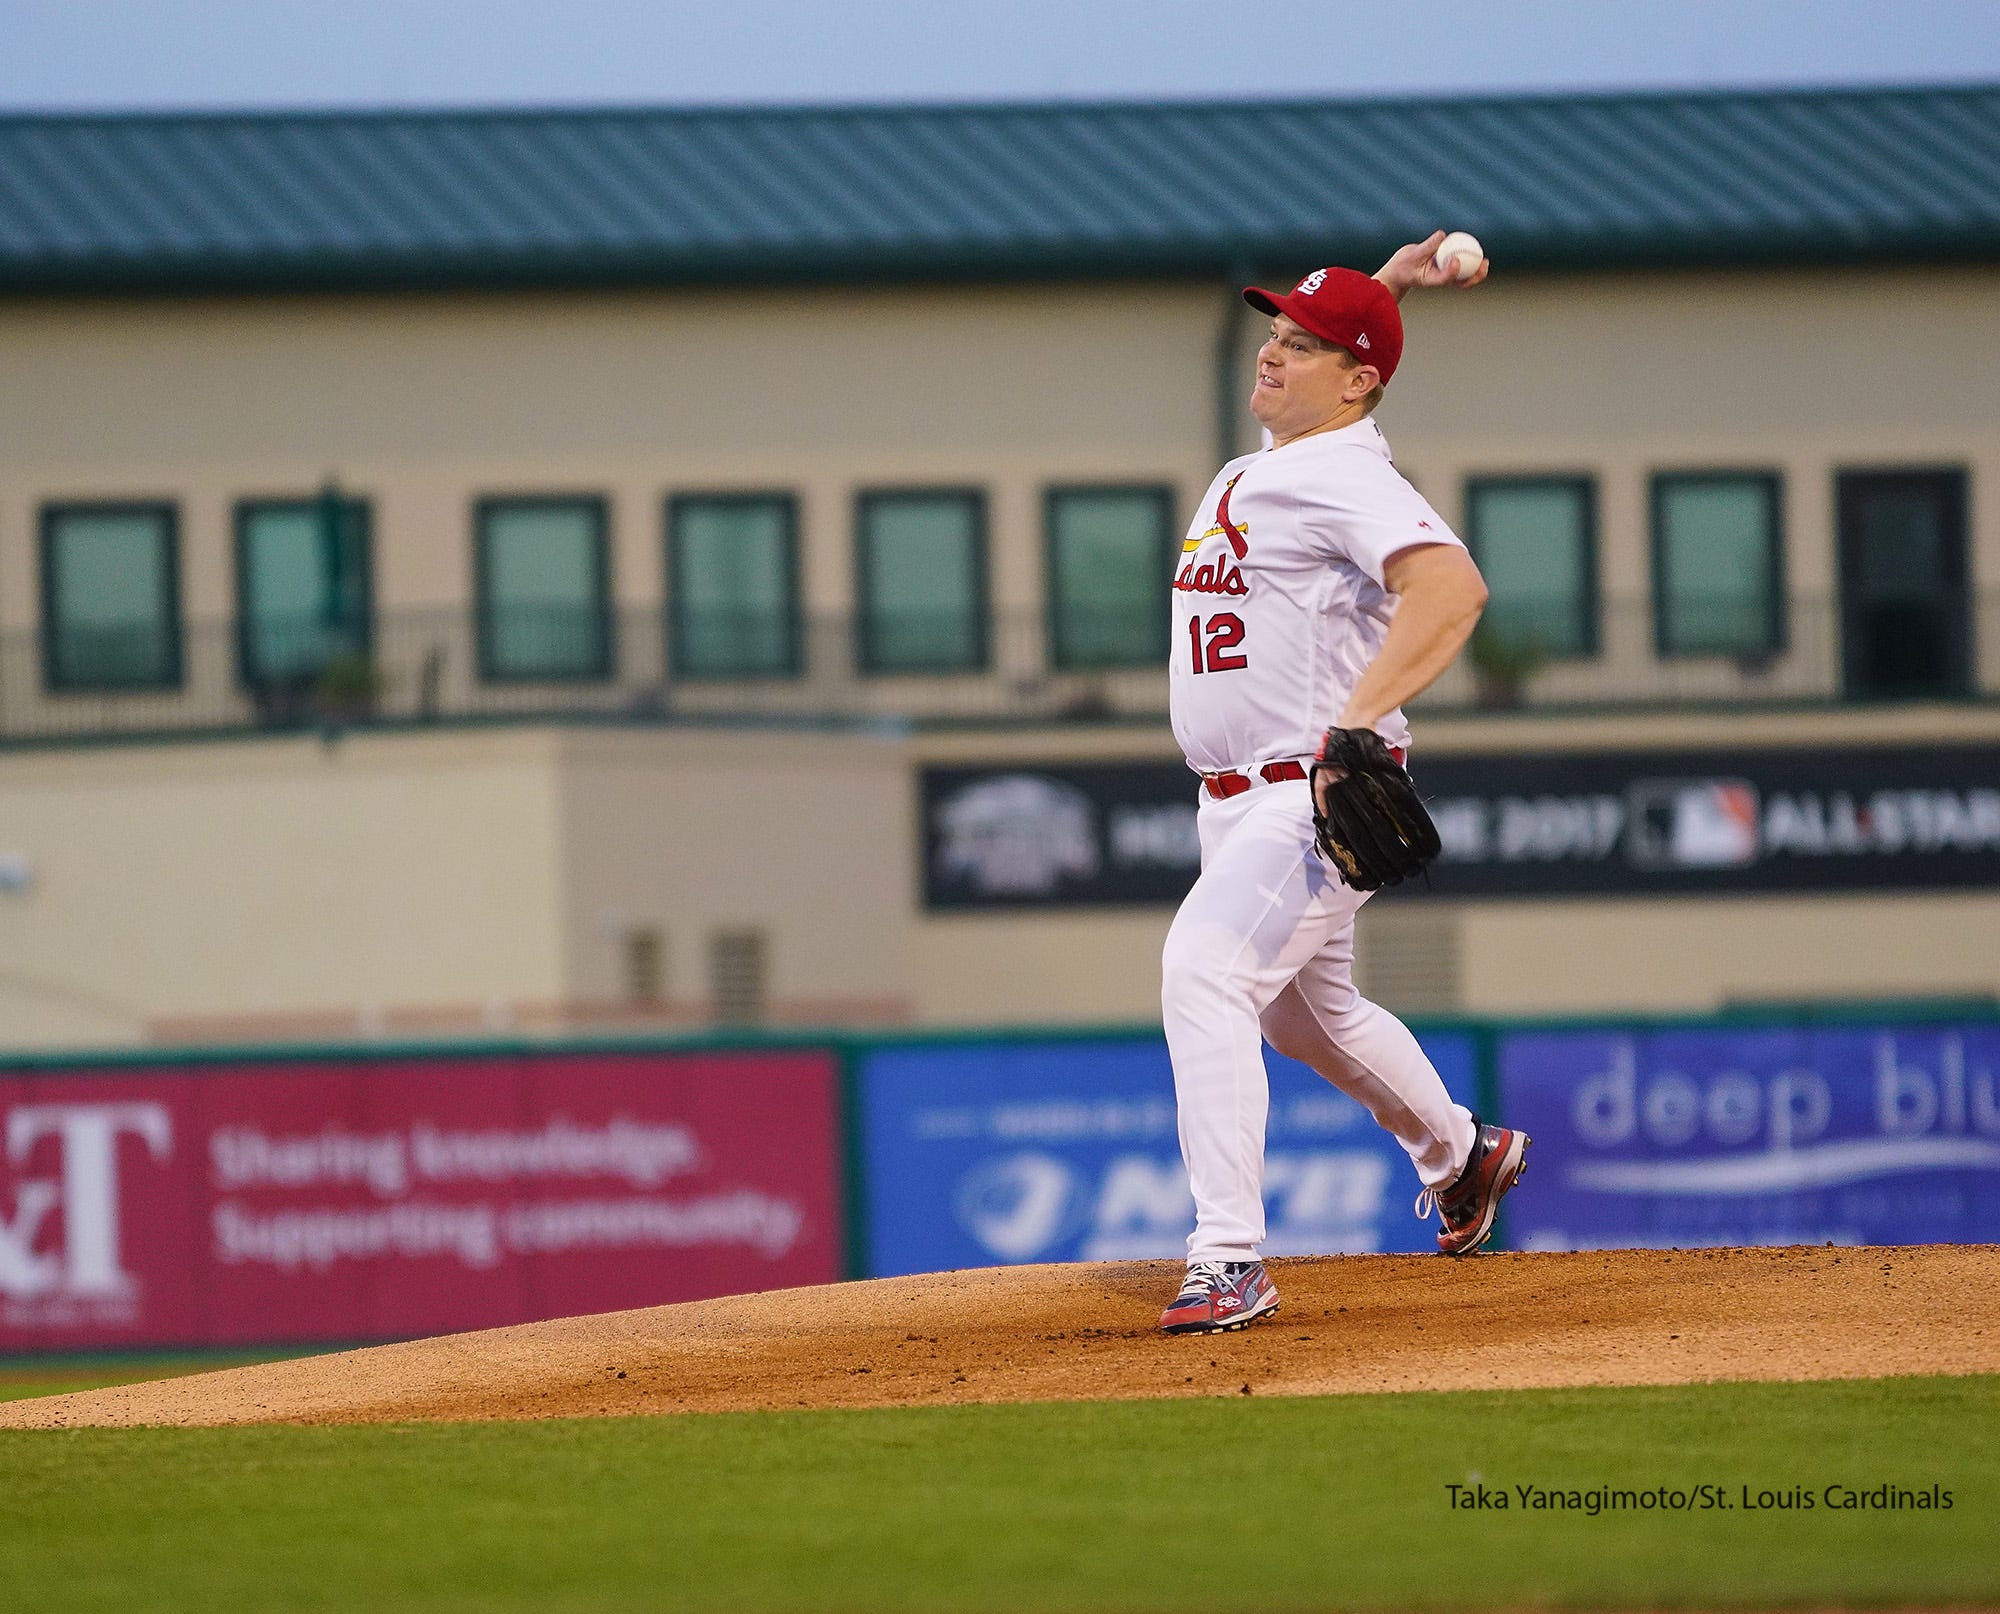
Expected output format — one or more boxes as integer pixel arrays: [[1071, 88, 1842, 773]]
[[1309, 728, 1442, 891]]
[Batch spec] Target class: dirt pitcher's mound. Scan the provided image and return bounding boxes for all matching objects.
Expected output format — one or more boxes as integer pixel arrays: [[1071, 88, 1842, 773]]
[[5, 1245, 1996, 1429]]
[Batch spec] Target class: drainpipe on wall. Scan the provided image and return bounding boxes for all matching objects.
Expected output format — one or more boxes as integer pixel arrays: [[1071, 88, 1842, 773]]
[[1213, 268, 1257, 470]]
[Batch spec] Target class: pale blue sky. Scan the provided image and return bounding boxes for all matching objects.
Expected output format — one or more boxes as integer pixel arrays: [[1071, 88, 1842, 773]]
[[3, 0, 1998, 114]]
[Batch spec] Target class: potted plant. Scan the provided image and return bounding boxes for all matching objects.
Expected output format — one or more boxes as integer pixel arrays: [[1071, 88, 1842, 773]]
[[314, 650, 386, 724], [1466, 626, 1547, 710]]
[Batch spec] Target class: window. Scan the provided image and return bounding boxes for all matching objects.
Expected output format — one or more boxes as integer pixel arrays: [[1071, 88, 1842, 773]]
[[1464, 477, 1597, 657], [1837, 468, 1971, 700], [668, 495, 801, 679], [475, 497, 614, 681], [235, 494, 372, 686], [1652, 473, 1784, 658], [39, 503, 182, 692], [709, 927, 768, 1026], [1046, 486, 1175, 669], [856, 490, 987, 673]]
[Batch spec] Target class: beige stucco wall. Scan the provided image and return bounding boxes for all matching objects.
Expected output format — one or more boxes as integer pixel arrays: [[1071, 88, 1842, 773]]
[[0, 265, 1995, 1050], [551, 726, 912, 1021], [2, 265, 1995, 663], [0, 281, 1216, 634], [0, 725, 916, 1049], [909, 870, 2000, 1026], [0, 715, 1992, 1051], [0, 729, 567, 1047], [1271, 266, 2000, 700], [1456, 891, 2000, 1016]]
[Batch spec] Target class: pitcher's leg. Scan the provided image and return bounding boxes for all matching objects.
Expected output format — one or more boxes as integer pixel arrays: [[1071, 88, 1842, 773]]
[[1260, 930, 1475, 1188], [1162, 789, 1358, 1263]]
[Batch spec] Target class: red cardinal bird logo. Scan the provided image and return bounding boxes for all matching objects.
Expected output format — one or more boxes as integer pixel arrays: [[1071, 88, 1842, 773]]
[[1215, 473, 1248, 559]]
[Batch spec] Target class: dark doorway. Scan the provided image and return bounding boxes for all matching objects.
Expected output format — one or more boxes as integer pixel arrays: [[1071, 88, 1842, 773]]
[[1836, 469, 1970, 700]]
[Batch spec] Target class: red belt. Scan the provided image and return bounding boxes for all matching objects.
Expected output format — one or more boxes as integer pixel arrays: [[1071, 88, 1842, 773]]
[[1198, 747, 1406, 800], [1201, 760, 1306, 799]]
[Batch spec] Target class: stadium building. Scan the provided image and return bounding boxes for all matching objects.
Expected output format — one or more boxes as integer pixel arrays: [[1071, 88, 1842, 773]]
[[0, 84, 1996, 1048]]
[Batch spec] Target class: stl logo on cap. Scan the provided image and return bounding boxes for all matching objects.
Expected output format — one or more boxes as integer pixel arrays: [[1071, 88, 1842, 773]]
[[1296, 269, 1328, 296]]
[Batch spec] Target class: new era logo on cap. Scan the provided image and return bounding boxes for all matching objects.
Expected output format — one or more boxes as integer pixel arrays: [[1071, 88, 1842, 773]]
[[1354, 332, 1371, 349]]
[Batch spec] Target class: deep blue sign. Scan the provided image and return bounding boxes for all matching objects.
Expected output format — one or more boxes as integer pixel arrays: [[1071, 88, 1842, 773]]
[[1501, 1024, 2000, 1250], [857, 1032, 1481, 1277]]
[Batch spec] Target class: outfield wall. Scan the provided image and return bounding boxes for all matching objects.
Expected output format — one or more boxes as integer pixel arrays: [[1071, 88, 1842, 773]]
[[855, 1019, 2000, 1270], [1, 1013, 1995, 1352], [854, 1032, 1484, 1274]]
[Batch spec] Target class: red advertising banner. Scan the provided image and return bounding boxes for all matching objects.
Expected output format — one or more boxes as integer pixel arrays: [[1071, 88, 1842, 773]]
[[0, 1049, 843, 1351]]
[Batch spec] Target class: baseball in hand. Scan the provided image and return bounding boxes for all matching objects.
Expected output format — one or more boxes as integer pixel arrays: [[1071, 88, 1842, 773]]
[[1433, 230, 1485, 281]]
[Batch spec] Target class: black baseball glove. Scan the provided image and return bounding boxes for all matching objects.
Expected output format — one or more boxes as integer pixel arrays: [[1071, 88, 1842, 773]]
[[1309, 728, 1442, 890]]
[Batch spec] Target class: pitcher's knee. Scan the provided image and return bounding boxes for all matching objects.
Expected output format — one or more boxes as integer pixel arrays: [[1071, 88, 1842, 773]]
[[1258, 996, 1316, 1065], [1313, 984, 1369, 1027]]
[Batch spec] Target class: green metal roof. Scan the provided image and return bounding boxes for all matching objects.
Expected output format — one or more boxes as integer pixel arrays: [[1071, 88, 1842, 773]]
[[1, 85, 1996, 294]]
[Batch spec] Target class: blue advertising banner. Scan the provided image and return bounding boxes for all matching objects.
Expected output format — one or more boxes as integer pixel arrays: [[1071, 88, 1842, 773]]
[[1501, 1024, 2000, 1250], [857, 1032, 1480, 1277]]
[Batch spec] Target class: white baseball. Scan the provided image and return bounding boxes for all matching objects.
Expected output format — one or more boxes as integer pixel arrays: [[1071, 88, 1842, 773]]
[[1433, 230, 1485, 281]]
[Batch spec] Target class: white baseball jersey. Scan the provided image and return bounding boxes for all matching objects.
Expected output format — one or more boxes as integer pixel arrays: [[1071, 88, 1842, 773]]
[[1168, 418, 1462, 771]]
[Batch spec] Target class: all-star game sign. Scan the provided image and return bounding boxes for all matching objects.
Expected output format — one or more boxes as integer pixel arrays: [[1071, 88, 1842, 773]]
[[919, 745, 2000, 908]]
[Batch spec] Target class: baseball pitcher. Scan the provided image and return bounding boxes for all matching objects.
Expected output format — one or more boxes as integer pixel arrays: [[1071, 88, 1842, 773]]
[[1160, 232, 1529, 1334]]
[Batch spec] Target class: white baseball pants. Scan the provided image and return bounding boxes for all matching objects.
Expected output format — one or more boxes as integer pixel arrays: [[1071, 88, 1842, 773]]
[[1161, 778, 1476, 1264]]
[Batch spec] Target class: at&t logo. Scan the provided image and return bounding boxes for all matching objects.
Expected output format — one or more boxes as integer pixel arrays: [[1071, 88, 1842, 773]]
[[0, 1103, 171, 1323]]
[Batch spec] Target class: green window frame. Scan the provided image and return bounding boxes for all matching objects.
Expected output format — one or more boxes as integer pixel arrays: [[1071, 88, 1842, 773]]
[[38, 501, 184, 693], [667, 493, 803, 680], [474, 495, 616, 683], [1651, 471, 1785, 659], [1044, 484, 1176, 670], [855, 489, 988, 675], [234, 493, 374, 688], [1464, 475, 1599, 659]]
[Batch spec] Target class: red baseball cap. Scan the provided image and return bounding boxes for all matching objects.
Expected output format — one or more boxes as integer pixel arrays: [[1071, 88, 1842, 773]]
[[1244, 267, 1404, 383]]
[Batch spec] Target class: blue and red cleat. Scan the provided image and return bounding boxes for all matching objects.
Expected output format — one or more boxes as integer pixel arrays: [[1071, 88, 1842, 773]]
[[1159, 1260, 1280, 1334]]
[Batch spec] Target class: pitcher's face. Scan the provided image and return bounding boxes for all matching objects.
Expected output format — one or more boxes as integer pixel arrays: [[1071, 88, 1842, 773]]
[[1249, 315, 1377, 445]]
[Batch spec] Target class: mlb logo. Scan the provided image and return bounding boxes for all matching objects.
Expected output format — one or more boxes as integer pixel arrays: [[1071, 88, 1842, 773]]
[[1626, 780, 1761, 870]]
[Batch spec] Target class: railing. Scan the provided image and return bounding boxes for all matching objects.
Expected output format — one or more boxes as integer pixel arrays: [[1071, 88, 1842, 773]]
[[3, 596, 1996, 744]]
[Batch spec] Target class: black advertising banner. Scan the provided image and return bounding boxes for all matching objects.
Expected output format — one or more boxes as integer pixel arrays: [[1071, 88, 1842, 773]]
[[920, 746, 2000, 908], [922, 763, 1201, 909], [1415, 745, 2000, 897]]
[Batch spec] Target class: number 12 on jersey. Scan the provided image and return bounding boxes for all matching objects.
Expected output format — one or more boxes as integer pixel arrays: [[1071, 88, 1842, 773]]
[[1188, 612, 1248, 673]]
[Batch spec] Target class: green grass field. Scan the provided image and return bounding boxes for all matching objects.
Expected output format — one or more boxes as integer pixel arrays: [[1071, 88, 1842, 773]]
[[2, 1374, 1993, 1613], [0, 1354, 321, 1405]]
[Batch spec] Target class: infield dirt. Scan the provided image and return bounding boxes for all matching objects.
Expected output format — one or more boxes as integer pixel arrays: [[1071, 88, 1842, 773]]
[[5, 1244, 1995, 1429]]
